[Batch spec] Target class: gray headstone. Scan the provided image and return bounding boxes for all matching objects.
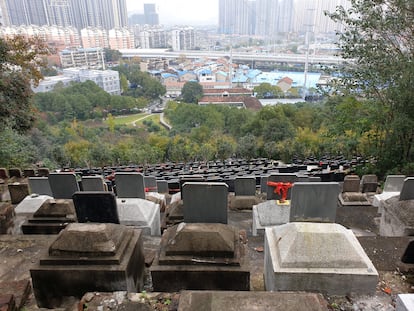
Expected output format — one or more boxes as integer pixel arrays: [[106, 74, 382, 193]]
[[289, 182, 340, 223], [28, 177, 53, 196], [400, 177, 414, 201], [115, 172, 145, 199], [144, 176, 158, 192], [234, 177, 256, 196], [183, 182, 228, 224], [260, 176, 269, 193], [383, 175, 406, 192], [342, 175, 360, 192], [266, 173, 297, 200], [72, 191, 119, 224], [360, 174, 378, 193], [48, 173, 80, 199], [156, 180, 169, 194], [82, 176, 107, 191]]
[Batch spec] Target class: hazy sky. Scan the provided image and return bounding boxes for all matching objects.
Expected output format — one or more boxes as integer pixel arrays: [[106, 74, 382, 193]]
[[125, 0, 219, 25]]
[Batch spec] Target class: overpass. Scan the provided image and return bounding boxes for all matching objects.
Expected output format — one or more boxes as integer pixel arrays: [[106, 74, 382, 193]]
[[119, 49, 343, 65]]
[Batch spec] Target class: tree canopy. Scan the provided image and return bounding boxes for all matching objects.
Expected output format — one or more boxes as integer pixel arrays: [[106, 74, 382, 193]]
[[327, 0, 414, 172], [0, 35, 49, 133], [181, 81, 203, 104]]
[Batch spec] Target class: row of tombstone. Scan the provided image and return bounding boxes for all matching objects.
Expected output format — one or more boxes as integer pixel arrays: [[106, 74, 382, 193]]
[[0, 167, 49, 180]]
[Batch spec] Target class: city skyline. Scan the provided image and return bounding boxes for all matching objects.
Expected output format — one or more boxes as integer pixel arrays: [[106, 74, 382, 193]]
[[125, 0, 218, 25]]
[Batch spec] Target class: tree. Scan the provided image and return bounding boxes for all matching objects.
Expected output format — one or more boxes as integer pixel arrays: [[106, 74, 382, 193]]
[[327, 0, 414, 172], [0, 35, 48, 133], [181, 81, 203, 104]]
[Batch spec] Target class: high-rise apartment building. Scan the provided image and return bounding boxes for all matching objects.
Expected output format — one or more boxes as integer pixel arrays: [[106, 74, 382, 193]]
[[0, 0, 128, 30], [219, 0, 350, 36], [171, 27, 196, 51], [139, 27, 168, 49], [128, 3, 159, 26], [219, 0, 251, 35]]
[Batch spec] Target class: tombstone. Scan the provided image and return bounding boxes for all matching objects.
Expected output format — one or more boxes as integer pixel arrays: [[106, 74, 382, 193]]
[[342, 175, 360, 192], [8, 168, 22, 179], [399, 177, 414, 201], [23, 169, 36, 177], [289, 182, 340, 223], [360, 174, 378, 193], [30, 223, 145, 308], [339, 175, 370, 206], [373, 175, 405, 209], [81, 175, 107, 191], [266, 174, 297, 201], [0, 202, 14, 234], [73, 191, 120, 224], [179, 175, 205, 199], [151, 223, 249, 291], [264, 223, 378, 295], [28, 177, 53, 196], [48, 173, 80, 199], [234, 177, 256, 196], [8, 183, 29, 204], [183, 182, 228, 224], [252, 200, 290, 236], [37, 168, 50, 177], [21, 199, 76, 234], [0, 168, 8, 179], [260, 176, 269, 193], [115, 172, 145, 199], [156, 180, 169, 194], [144, 176, 158, 192]]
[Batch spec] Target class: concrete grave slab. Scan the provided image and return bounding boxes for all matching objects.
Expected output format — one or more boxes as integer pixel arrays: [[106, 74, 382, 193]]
[[117, 198, 161, 236], [289, 182, 339, 223], [178, 291, 329, 311], [30, 223, 145, 308], [396, 294, 414, 311], [264, 223, 378, 295], [380, 197, 414, 236], [151, 223, 249, 291], [373, 175, 406, 211], [21, 198, 76, 234], [14, 194, 53, 215], [183, 182, 228, 224]]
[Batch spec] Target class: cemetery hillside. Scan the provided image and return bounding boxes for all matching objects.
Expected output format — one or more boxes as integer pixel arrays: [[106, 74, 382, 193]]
[[1, 1, 414, 310]]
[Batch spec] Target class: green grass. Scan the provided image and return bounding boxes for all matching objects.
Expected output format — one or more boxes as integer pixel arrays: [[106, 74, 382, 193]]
[[112, 113, 149, 125]]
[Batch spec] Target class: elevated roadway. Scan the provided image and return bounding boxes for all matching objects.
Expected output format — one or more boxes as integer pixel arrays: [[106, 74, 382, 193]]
[[119, 49, 343, 65]]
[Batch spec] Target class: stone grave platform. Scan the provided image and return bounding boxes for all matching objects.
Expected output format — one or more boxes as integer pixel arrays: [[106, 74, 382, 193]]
[[380, 197, 414, 236], [264, 222, 378, 295], [21, 199, 76, 234], [151, 223, 249, 292], [30, 223, 145, 308], [178, 290, 329, 311]]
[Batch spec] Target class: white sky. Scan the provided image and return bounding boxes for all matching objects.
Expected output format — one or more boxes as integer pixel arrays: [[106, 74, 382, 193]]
[[125, 0, 218, 25]]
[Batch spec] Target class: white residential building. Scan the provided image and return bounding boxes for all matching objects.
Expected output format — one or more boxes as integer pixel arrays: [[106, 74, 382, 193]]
[[170, 27, 196, 51], [60, 48, 105, 69]]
